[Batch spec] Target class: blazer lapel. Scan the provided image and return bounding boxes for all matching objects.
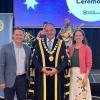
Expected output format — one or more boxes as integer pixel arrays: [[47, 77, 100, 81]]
[[23, 44, 28, 64], [23, 44, 28, 61], [10, 42, 16, 62], [23, 44, 29, 71]]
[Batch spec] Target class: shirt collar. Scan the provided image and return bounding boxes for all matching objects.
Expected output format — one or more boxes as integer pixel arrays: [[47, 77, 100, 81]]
[[13, 41, 23, 48], [47, 37, 55, 43]]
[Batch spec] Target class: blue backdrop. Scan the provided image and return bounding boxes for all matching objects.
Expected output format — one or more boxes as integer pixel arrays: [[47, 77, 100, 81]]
[[14, 0, 100, 27], [0, 13, 13, 48]]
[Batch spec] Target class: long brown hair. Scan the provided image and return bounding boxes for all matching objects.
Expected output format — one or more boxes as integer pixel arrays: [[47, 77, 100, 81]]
[[72, 29, 88, 45]]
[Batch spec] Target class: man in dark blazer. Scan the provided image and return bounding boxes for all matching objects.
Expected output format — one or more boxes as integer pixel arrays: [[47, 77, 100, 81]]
[[31, 23, 69, 100], [0, 28, 31, 100]]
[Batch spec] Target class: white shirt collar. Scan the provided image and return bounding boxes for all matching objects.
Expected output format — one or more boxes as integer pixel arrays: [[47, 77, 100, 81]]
[[47, 37, 55, 43], [46, 37, 55, 50], [13, 41, 23, 48]]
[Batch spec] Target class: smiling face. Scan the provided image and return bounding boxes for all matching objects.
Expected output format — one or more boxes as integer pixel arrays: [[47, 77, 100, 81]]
[[13, 29, 24, 46], [74, 30, 84, 44], [44, 24, 56, 40]]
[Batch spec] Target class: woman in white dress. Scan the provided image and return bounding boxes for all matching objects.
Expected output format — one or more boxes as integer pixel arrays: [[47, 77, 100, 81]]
[[69, 29, 92, 100]]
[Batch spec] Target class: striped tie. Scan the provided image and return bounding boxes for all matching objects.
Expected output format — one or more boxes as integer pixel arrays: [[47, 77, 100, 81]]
[[48, 40, 52, 51]]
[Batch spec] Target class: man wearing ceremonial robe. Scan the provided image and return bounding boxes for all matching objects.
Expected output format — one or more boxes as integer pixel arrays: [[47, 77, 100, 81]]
[[31, 23, 69, 100]]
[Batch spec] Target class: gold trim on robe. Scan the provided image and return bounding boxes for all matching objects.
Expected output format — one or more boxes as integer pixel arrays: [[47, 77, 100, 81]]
[[38, 39, 62, 100]]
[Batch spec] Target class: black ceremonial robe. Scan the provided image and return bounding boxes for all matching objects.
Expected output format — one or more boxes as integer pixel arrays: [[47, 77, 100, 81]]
[[32, 38, 69, 100]]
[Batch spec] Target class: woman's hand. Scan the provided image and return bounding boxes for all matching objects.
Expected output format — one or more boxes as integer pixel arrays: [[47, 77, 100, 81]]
[[82, 74, 88, 87]]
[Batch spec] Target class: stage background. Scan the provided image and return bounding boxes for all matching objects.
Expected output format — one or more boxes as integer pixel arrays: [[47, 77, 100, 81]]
[[0, 0, 100, 99], [14, 0, 100, 27]]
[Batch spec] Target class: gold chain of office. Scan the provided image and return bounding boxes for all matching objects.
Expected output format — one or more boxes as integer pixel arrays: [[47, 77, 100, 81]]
[[42, 39, 59, 55]]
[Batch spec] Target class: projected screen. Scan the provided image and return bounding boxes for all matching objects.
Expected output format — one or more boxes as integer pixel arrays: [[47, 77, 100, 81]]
[[14, 0, 100, 27]]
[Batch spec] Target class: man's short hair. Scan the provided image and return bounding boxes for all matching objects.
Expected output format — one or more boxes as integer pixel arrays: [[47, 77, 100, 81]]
[[13, 27, 25, 34]]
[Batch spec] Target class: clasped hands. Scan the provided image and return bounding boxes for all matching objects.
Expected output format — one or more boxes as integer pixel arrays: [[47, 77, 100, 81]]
[[42, 67, 58, 76]]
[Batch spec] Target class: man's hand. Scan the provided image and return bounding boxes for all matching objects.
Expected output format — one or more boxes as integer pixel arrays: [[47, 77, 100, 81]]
[[49, 68, 58, 77], [42, 67, 58, 76], [42, 67, 50, 76], [0, 83, 5, 89]]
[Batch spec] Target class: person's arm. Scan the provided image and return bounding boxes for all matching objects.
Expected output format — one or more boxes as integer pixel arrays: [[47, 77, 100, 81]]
[[82, 46, 92, 87], [86, 46, 92, 73]]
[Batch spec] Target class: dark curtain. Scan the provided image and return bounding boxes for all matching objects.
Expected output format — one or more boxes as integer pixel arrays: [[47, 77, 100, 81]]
[[0, 0, 13, 13], [83, 28, 100, 69]]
